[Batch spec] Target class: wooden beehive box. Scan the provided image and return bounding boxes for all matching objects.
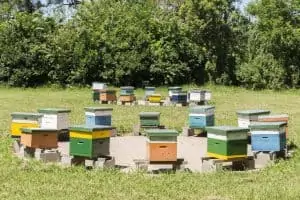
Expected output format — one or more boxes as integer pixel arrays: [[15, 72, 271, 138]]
[[145, 87, 155, 100], [206, 126, 249, 160], [10, 112, 43, 137], [84, 107, 113, 126], [92, 90, 100, 102], [120, 86, 135, 95], [168, 86, 182, 98], [92, 82, 107, 90], [139, 112, 160, 127], [188, 89, 212, 102], [171, 91, 187, 104], [189, 105, 215, 129], [69, 125, 113, 158], [258, 114, 289, 137], [99, 89, 117, 102], [236, 110, 270, 128], [20, 128, 58, 149], [148, 94, 162, 103], [145, 129, 179, 162], [249, 122, 287, 152], [38, 108, 71, 130]]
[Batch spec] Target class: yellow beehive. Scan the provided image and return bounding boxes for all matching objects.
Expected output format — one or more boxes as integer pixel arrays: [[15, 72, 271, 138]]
[[149, 94, 162, 103], [11, 112, 43, 137]]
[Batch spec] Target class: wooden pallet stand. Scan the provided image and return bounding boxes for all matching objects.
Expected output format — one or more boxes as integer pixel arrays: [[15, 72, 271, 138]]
[[201, 156, 255, 172], [133, 158, 186, 172]]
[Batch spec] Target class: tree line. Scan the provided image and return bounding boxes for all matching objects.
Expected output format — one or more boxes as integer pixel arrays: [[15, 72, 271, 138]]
[[0, 0, 299, 89]]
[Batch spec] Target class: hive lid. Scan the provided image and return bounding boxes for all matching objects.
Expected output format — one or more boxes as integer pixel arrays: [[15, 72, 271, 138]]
[[189, 105, 215, 113], [84, 107, 113, 112], [21, 128, 58, 134], [145, 129, 179, 136], [206, 126, 250, 134], [139, 112, 160, 117], [236, 110, 270, 116], [168, 86, 182, 90], [38, 108, 71, 114], [249, 122, 287, 129], [145, 87, 155, 90], [11, 112, 43, 118], [189, 89, 209, 93], [120, 86, 134, 90], [69, 125, 115, 132], [258, 114, 288, 119], [150, 94, 161, 97], [173, 91, 187, 95]]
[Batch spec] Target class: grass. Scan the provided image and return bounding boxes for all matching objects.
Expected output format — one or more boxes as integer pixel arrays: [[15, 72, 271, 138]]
[[0, 85, 300, 199]]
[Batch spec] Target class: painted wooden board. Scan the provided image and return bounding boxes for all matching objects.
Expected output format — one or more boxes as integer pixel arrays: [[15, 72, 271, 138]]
[[147, 142, 177, 162]]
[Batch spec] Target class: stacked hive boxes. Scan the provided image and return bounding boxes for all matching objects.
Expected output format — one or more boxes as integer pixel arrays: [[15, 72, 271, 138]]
[[84, 107, 113, 126], [206, 126, 249, 160], [145, 87, 155, 100], [119, 86, 135, 102], [258, 114, 289, 138], [20, 128, 58, 149], [145, 129, 179, 161], [236, 110, 270, 128], [187, 89, 212, 104], [189, 106, 215, 129], [99, 89, 117, 102], [171, 91, 188, 104], [10, 112, 43, 138], [92, 82, 107, 102], [249, 122, 287, 152], [168, 87, 182, 100], [139, 112, 160, 128]]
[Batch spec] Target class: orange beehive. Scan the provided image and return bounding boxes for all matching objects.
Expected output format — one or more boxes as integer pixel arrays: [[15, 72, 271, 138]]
[[20, 128, 58, 149], [100, 89, 117, 101], [119, 95, 135, 102]]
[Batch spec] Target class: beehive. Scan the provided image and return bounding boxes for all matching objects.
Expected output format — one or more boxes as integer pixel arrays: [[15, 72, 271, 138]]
[[148, 94, 162, 103], [20, 128, 58, 149], [119, 86, 135, 102], [168, 87, 182, 98], [69, 125, 113, 158], [99, 89, 117, 102], [139, 112, 160, 127], [249, 122, 287, 152], [189, 106, 215, 128], [145, 87, 155, 100], [258, 114, 289, 137], [38, 108, 71, 130], [206, 126, 249, 160], [92, 82, 107, 90], [92, 90, 100, 102], [171, 91, 187, 104], [145, 129, 179, 162], [188, 89, 212, 102], [236, 110, 270, 128], [84, 107, 113, 126], [10, 112, 43, 137]]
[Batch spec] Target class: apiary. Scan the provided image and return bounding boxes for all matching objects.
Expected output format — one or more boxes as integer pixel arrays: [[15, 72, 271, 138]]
[[10, 112, 43, 137], [188, 89, 212, 103], [258, 114, 289, 137], [145, 87, 155, 100], [38, 108, 71, 130], [139, 112, 160, 127], [84, 107, 113, 126], [148, 94, 162, 103], [20, 128, 58, 149], [99, 89, 117, 102], [69, 125, 113, 158], [236, 110, 270, 128], [145, 129, 179, 162], [206, 126, 249, 160], [249, 122, 287, 152], [171, 91, 187, 104], [189, 106, 215, 129], [168, 87, 182, 98]]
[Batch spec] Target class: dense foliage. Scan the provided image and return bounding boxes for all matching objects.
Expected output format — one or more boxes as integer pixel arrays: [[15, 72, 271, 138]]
[[0, 0, 299, 89]]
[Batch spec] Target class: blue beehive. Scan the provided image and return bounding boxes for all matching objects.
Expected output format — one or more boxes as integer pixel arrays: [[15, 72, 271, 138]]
[[189, 106, 215, 128], [120, 86, 134, 95], [171, 91, 187, 104], [84, 107, 113, 126], [249, 122, 287, 152]]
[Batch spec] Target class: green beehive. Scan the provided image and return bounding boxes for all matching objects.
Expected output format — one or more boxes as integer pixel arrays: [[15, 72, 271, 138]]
[[206, 126, 249, 160], [139, 112, 160, 127]]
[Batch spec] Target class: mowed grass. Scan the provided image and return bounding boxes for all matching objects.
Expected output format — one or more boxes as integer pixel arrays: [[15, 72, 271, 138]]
[[0, 85, 300, 200]]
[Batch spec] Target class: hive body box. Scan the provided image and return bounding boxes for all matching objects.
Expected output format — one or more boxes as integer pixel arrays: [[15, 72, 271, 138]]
[[99, 89, 117, 102], [84, 107, 113, 126], [145, 129, 179, 162], [236, 110, 270, 128], [249, 122, 287, 152], [145, 87, 155, 99], [11, 112, 43, 137], [38, 108, 71, 130], [92, 90, 100, 102], [168, 87, 182, 98], [92, 82, 107, 90], [171, 91, 188, 104], [119, 86, 135, 102], [258, 114, 288, 137], [189, 106, 215, 129], [69, 126, 113, 158], [206, 126, 249, 160], [148, 94, 162, 103], [139, 112, 160, 127], [188, 90, 212, 103], [20, 128, 58, 149]]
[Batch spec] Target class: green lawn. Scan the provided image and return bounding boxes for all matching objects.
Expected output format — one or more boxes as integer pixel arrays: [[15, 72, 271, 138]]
[[0, 85, 300, 200]]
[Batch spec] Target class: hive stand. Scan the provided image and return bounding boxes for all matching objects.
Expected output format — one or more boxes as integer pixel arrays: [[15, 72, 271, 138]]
[[252, 149, 289, 169], [201, 156, 255, 172], [35, 149, 61, 163], [61, 155, 115, 169], [12, 137, 21, 154], [133, 158, 186, 172], [100, 100, 117, 105]]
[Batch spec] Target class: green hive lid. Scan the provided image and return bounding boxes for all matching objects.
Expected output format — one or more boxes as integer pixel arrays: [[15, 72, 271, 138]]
[[120, 86, 134, 90], [145, 87, 155, 90], [206, 126, 250, 134], [236, 110, 270, 116], [84, 107, 113, 112], [145, 129, 179, 137], [139, 112, 160, 117], [21, 128, 58, 134], [168, 86, 182, 90], [189, 105, 215, 113], [11, 112, 43, 118], [249, 122, 287, 129], [38, 108, 71, 114], [258, 114, 288, 119], [69, 125, 114, 132]]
